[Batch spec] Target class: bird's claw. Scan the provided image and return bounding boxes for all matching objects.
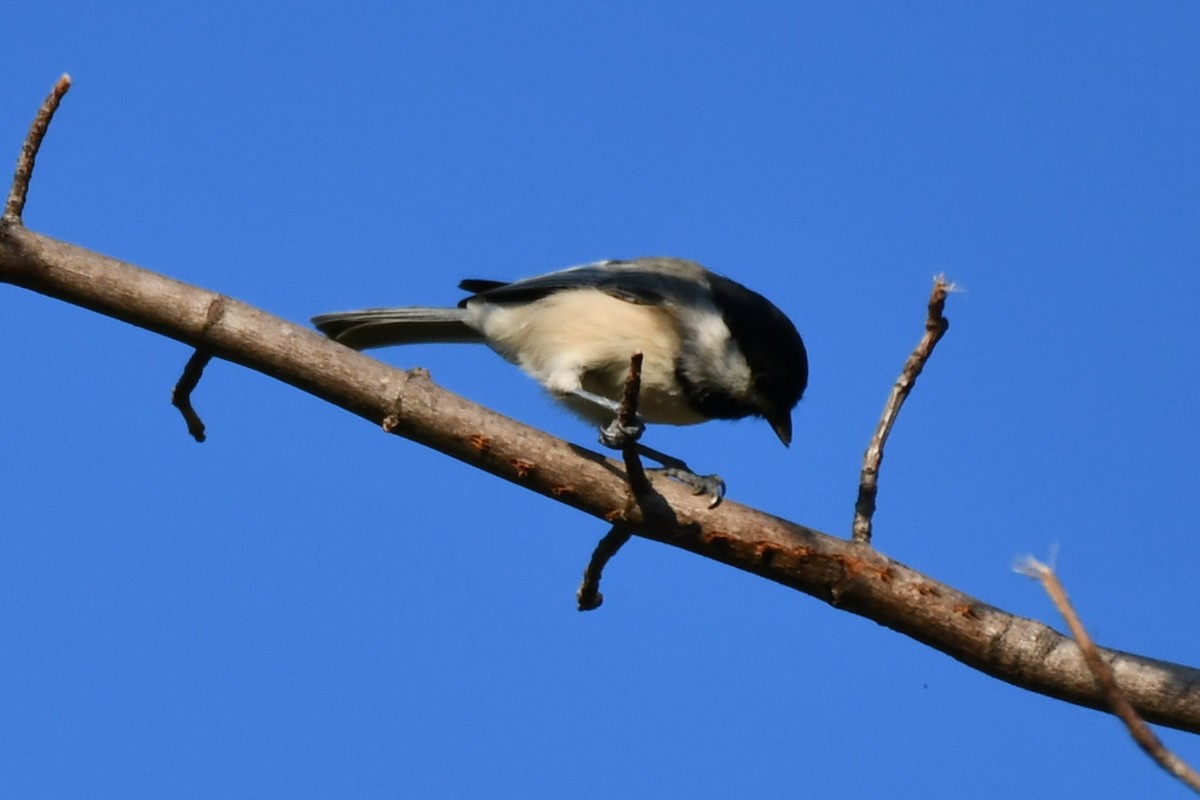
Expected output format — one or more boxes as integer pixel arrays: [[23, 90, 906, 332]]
[[657, 467, 727, 508], [599, 415, 646, 450]]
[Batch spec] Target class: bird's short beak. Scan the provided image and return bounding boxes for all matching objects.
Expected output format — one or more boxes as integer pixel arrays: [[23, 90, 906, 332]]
[[768, 411, 792, 447]]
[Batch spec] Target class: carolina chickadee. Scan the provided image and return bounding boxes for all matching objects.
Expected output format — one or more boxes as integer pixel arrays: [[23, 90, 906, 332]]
[[313, 257, 808, 499]]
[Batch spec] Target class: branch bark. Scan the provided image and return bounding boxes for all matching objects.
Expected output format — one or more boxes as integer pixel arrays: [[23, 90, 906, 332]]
[[852, 276, 952, 545], [4, 81, 1199, 737], [4, 223, 1200, 733], [1020, 558, 1200, 792]]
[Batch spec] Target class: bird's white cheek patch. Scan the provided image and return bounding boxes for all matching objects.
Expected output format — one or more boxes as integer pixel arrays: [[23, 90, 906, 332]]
[[678, 308, 753, 398]]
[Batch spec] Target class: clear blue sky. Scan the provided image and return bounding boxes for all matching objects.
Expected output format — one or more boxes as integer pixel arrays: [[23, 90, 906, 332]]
[[3, 2, 1198, 797]]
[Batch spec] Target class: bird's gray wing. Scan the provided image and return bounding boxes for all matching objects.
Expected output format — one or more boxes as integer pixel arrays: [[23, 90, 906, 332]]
[[457, 258, 711, 308]]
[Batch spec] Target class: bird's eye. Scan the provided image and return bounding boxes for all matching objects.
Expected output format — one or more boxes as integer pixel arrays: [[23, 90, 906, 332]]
[[754, 374, 773, 393]]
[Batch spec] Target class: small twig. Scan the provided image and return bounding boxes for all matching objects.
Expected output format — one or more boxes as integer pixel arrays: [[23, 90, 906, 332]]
[[5, 74, 72, 224], [576, 525, 634, 611], [172, 349, 213, 442], [851, 276, 954, 545], [576, 353, 647, 610], [1018, 557, 1200, 794], [617, 351, 651, 495]]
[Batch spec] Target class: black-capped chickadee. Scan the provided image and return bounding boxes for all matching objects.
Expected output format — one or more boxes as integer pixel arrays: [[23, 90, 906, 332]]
[[313, 257, 808, 501]]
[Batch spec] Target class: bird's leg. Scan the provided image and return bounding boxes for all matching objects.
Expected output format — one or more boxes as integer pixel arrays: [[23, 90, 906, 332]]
[[568, 387, 725, 507], [634, 444, 727, 508], [569, 388, 646, 449], [601, 416, 646, 449]]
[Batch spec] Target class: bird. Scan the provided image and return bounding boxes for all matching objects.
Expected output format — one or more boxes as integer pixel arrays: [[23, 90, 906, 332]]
[[312, 257, 808, 503]]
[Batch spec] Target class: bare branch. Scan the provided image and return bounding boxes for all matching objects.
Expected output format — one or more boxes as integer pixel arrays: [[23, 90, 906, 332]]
[[852, 275, 954, 545], [172, 350, 214, 443], [4, 223, 1198, 733], [5, 75, 71, 224], [4, 81, 1200, 736], [577, 352, 646, 610], [616, 351, 650, 495], [577, 525, 634, 611], [1019, 557, 1200, 793]]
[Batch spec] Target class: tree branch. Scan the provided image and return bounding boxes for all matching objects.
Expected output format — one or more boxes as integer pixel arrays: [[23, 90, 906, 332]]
[[616, 351, 650, 496], [4, 80, 1200, 736], [576, 352, 646, 611], [5, 74, 71, 224], [4, 222, 1199, 733], [1019, 558, 1200, 793], [576, 525, 633, 611], [852, 275, 953, 545], [172, 349, 214, 442]]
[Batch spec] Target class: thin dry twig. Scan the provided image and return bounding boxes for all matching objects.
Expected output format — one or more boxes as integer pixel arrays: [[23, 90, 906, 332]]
[[576, 525, 634, 611], [851, 276, 954, 545], [576, 352, 646, 610], [617, 351, 650, 495], [172, 349, 213, 443], [1018, 557, 1200, 794], [5, 75, 72, 224]]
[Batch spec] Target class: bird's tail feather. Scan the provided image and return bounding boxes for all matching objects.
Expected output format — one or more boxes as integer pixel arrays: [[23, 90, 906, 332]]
[[311, 307, 480, 350]]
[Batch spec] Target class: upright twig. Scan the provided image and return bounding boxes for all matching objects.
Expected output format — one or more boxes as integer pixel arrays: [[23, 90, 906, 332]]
[[5, 75, 71, 224], [576, 352, 645, 610], [616, 351, 650, 495], [1018, 557, 1200, 794], [852, 276, 953, 545]]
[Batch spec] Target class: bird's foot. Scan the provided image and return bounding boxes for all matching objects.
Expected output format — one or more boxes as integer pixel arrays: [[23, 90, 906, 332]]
[[599, 415, 646, 450], [652, 467, 727, 508]]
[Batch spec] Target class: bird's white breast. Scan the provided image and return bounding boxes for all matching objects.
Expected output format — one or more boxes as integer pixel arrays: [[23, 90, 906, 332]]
[[465, 290, 709, 425]]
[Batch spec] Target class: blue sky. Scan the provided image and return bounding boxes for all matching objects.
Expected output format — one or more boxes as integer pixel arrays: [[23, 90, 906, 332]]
[[2, 2, 1198, 797]]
